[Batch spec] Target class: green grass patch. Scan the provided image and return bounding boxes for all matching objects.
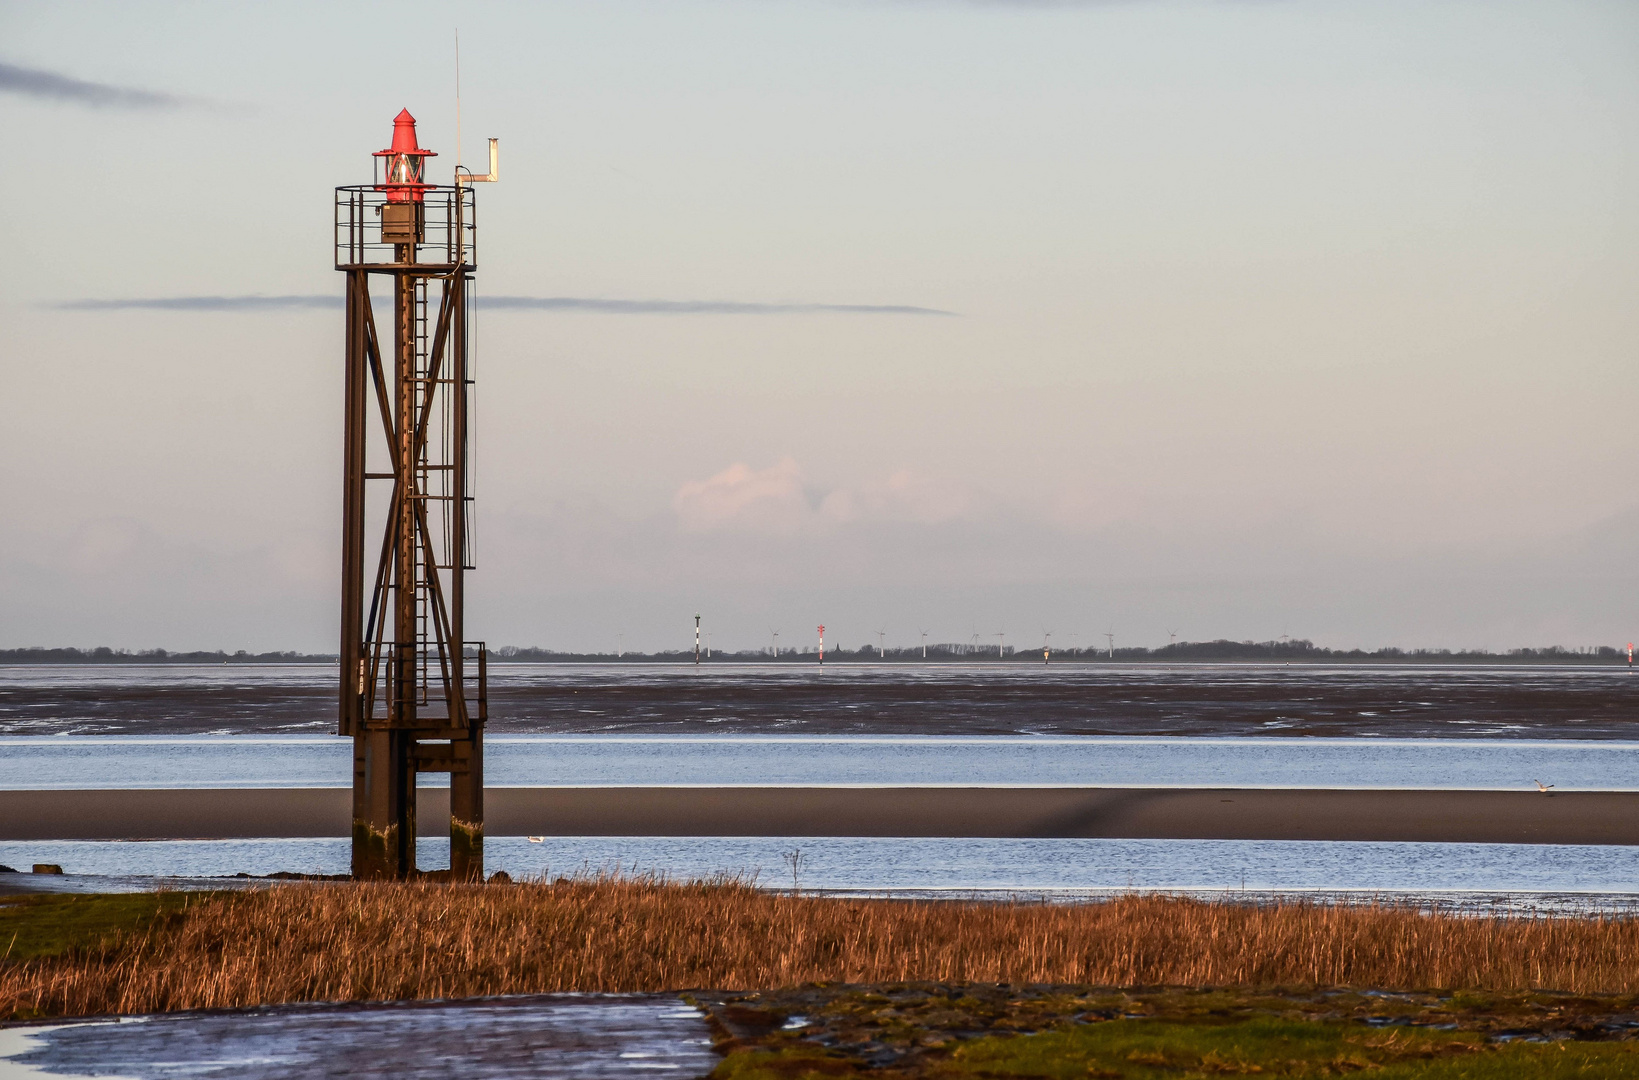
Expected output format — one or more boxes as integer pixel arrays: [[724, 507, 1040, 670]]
[[713, 1018, 1639, 1079], [703, 985, 1639, 1078], [0, 892, 210, 961], [712, 1046, 861, 1078], [945, 1017, 1639, 1078]]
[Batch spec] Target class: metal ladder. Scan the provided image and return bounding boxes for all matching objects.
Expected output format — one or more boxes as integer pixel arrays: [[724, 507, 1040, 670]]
[[413, 278, 432, 706]]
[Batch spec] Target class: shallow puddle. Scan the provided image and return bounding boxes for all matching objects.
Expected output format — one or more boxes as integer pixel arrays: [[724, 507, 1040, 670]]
[[0, 994, 718, 1078]]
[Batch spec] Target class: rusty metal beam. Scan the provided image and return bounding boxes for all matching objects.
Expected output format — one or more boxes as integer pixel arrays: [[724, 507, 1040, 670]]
[[338, 272, 369, 739]]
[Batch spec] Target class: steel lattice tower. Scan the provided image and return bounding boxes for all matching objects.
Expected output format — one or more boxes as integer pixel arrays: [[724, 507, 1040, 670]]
[[334, 110, 491, 880]]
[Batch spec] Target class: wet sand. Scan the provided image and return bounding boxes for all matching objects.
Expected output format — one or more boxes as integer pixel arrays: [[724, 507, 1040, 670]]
[[3, 787, 1636, 845]]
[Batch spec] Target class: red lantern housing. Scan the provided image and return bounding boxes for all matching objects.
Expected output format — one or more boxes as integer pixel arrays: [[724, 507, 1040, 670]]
[[373, 109, 437, 244], [374, 108, 437, 202]]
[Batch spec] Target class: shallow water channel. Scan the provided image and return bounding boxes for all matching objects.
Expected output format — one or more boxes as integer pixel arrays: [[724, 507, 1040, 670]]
[[5, 733, 1637, 790], [0, 995, 718, 1079]]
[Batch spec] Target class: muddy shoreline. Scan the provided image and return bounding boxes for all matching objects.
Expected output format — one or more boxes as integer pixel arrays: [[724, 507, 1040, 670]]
[[3, 664, 1636, 738]]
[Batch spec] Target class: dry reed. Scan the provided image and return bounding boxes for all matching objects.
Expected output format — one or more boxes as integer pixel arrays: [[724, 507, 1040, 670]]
[[4, 879, 1637, 1019]]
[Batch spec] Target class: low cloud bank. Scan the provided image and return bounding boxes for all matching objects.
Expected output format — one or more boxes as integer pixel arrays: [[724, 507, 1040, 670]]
[[674, 459, 975, 534], [56, 295, 955, 316]]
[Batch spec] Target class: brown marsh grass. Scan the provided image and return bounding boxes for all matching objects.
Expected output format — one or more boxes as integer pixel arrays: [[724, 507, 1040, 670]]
[[5, 878, 1638, 1018]]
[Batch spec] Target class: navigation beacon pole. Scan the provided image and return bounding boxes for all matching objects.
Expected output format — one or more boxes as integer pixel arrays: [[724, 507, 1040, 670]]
[[336, 110, 496, 880]]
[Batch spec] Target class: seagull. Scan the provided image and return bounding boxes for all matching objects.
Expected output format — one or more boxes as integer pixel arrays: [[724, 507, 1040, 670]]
[[1532, 780, 1555, 793], [528, 836, 546, 843]]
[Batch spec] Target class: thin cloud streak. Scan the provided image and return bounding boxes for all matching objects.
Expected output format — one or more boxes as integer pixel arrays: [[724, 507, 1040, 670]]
[[0, 61, 184, 109], [57, 295, 957, 316], [58, 296, 341, 311], [483, 296, 956, 316]]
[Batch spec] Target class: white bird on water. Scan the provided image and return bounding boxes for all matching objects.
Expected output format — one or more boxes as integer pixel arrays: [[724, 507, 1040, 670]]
[[1532, 780, 1555, 793], [528, 836, 546, 843]]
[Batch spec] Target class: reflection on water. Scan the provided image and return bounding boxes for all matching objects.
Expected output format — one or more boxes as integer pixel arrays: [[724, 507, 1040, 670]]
[[5, 734, 1639, 791], [0, 995, 717, 1079], [3, 835, 1637, 912]]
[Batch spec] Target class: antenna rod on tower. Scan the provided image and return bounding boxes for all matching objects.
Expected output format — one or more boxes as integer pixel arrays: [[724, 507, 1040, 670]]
[[454, 29, 461, 174]]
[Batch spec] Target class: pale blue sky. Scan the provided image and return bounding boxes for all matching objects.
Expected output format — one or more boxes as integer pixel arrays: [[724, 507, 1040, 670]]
[[1, 0, 1636, 653]]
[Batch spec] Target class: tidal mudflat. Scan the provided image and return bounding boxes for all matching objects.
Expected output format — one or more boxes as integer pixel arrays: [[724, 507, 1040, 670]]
[[3, 662, 1633, 738]]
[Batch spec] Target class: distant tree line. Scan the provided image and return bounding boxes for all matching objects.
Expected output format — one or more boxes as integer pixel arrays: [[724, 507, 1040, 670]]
[[0, 647, 335, 664], [491, 639, 1630, 665], [2, 640, 1627, 665]]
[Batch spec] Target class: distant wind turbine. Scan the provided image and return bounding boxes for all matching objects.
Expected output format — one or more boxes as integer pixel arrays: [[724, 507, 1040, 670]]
[[996, 627, 1006, 658], [770, 627, 780, 658], [919, 628, 930, 659], [1104, 628, 1115, 659], [1042, 629, 1053, 665], [875, 628, 886, 658]]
